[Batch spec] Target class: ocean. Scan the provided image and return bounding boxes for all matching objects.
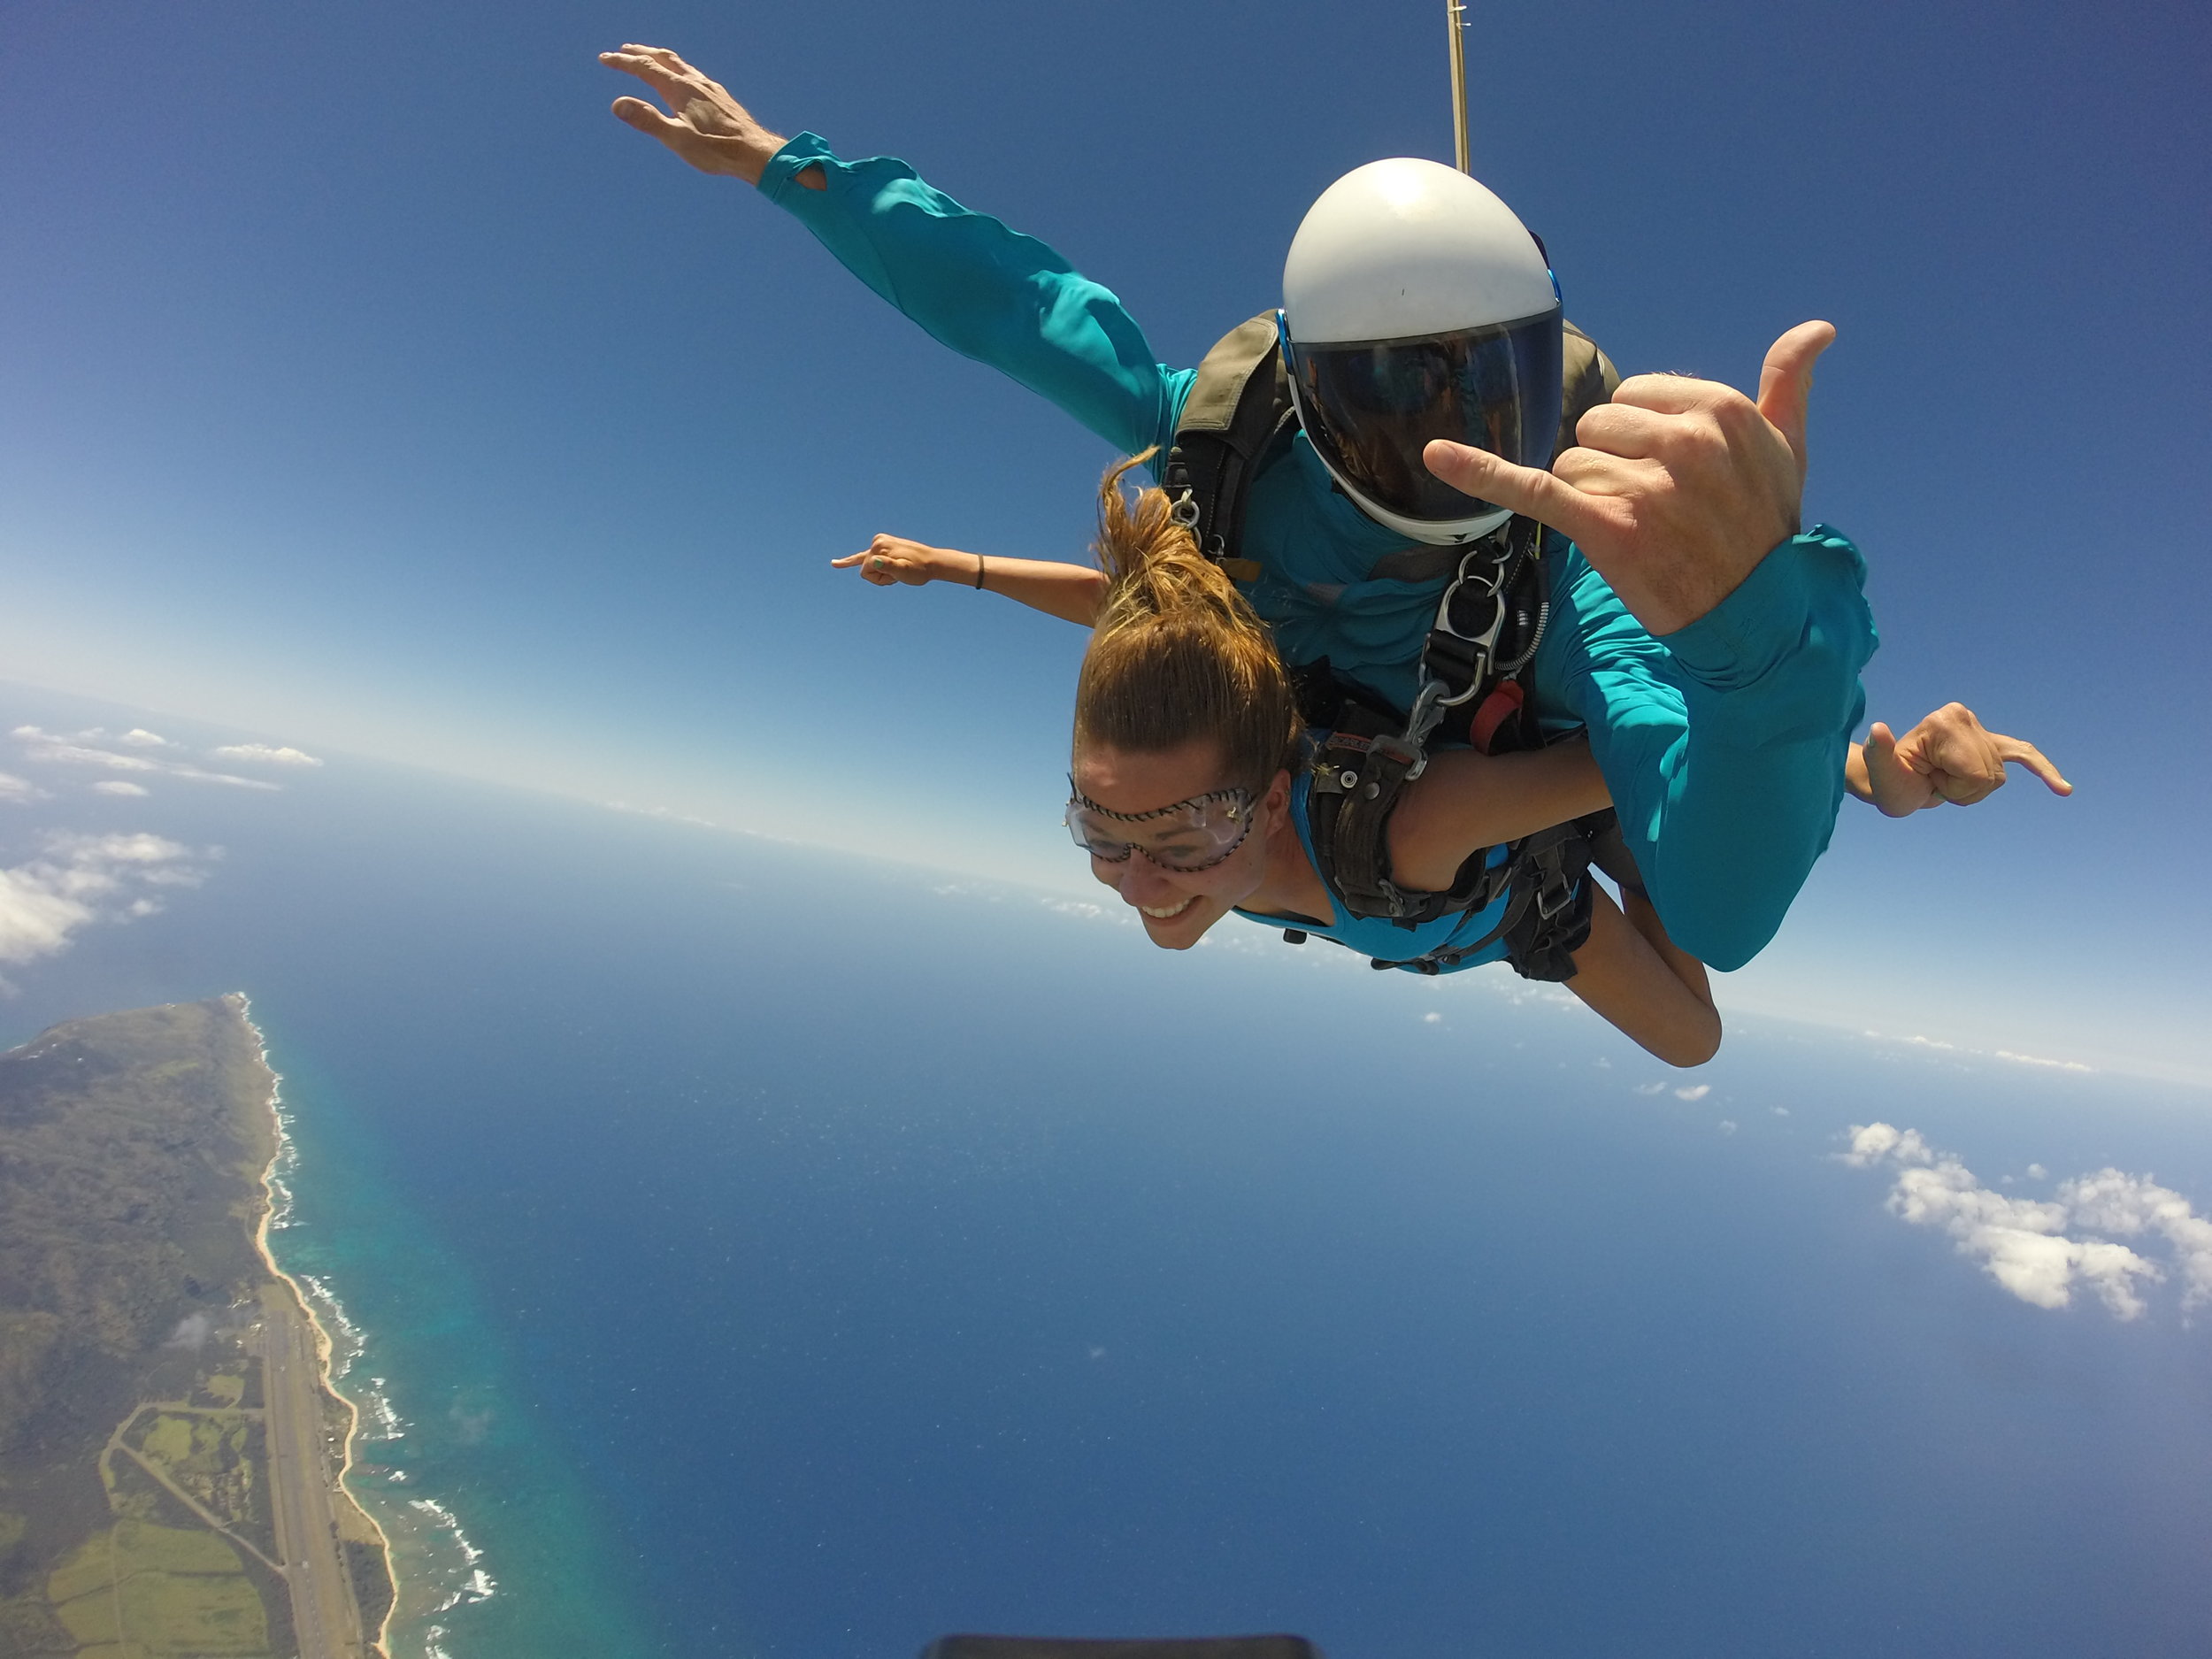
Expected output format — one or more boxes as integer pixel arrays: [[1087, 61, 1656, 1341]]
[[4, 684, 2211, 1659]]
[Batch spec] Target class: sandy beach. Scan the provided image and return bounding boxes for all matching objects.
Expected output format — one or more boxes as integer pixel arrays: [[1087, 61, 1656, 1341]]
[[234, 992, 399, 1659]]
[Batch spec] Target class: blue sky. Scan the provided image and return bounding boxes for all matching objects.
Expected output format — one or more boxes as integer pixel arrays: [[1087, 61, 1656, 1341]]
[[1, 0, 2205, 1078]]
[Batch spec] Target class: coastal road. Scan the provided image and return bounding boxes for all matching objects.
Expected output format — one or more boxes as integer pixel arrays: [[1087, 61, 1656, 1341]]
[[256, 1283, 370, 1659]]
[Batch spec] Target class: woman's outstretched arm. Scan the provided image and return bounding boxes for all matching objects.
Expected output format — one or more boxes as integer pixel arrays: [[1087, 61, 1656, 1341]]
[[1564, 885, 1721, 1068], [831, 535, 1105, 626]]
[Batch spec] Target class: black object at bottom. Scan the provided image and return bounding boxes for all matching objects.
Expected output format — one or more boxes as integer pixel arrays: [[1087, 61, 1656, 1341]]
[[923, 1640, 1321, 1659]]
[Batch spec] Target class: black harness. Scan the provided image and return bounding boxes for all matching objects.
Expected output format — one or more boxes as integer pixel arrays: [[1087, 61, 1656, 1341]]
[[1162, 315, 1625, 981]]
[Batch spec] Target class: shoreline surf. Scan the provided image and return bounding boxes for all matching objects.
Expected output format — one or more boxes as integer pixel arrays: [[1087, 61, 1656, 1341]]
[[235, 991, 401, 1659]]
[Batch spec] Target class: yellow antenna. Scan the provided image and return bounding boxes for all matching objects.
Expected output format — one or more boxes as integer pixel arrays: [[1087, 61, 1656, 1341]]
[[1447, 0, 1471, 173]]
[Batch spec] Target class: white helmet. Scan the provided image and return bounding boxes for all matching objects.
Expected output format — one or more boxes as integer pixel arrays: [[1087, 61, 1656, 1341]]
[[1280, 158, 1563, 545]]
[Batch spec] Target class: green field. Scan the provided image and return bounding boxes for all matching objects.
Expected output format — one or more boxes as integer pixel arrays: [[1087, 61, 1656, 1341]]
[[46, 1519, 272, 1656], [0, 998, 389, 1657]]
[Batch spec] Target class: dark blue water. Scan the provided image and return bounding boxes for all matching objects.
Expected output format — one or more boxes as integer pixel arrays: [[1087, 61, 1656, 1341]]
[[5, 683, 2210, 1659]]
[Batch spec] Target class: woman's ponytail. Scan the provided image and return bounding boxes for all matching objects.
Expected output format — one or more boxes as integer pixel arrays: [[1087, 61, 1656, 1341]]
[[1074, 451, 1301, 794]]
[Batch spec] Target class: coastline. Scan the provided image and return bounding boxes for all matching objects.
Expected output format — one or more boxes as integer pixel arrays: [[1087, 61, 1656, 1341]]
[[232, 991, 399, 1659]]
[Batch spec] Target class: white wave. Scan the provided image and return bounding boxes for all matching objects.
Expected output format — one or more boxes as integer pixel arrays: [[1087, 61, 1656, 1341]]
[[359, 1377, 409, 1441], [407, 1495, 496, 1612], [297, 1273, 367, 1379], [250, 1009, 301, 1233]]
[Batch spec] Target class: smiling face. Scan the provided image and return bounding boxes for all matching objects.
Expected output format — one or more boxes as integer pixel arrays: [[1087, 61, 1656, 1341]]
[[1071, 737, 1293, 950]]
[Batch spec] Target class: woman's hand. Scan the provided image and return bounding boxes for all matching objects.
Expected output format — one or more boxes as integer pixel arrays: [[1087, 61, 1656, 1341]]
[[832, 534, 969, 588], [1849, 703, 2072, 816]]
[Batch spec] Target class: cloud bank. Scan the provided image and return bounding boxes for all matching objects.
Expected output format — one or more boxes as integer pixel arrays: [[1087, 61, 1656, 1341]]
[[0, 831, 204, 975], [1842, 1123, 2212, 1320], [12, 726, 284, 792]]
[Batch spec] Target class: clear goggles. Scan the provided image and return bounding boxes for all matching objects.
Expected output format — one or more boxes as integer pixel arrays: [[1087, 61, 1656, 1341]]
[[1064, 782, 1257, 873], [1281, 306, 1564, 526]]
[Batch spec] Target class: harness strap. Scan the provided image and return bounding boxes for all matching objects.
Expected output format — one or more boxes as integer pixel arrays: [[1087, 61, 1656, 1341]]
[[1356, 816, 1608, 981], [1161, 313, 1296, 581]]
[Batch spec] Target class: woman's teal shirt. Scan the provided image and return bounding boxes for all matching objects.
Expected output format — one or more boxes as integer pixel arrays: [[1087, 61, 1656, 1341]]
[[759, 134, 1878, 972], [1235, 764, 1517, 974]]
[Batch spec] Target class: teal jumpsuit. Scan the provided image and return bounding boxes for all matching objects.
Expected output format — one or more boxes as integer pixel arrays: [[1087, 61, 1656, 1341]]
[[761, 134, 1878, 972]]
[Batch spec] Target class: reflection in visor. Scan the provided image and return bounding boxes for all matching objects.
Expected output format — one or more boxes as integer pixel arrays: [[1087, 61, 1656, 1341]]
[[1287, 309, 1563, 526]]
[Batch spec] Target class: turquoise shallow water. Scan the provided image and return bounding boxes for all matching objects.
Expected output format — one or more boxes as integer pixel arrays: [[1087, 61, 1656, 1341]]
[[6, 684, 2212, 1659], [257, 1003, 658, 1659]]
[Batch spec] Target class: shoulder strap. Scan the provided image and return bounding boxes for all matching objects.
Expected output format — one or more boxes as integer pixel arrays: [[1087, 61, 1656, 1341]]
[[1557, 319, 1622, 460], [1161, 314, 1297, 582]]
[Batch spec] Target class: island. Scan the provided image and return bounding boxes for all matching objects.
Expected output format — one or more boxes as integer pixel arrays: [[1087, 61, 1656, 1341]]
[[0, 995, 395, 1658]]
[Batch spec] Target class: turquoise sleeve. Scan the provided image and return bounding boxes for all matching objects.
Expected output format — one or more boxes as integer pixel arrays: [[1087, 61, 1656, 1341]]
[[1532, 526, 1878, 972], [759, 134, 1191, 463]]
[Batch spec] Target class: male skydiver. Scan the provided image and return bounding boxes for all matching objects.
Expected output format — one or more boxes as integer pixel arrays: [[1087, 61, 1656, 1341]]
[[600, 43, 1883, 972]]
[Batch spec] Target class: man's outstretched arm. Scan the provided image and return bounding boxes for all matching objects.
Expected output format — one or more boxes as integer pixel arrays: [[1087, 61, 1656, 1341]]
[[1471, 326, 1878, 972], [600, 44, 1187, 464]]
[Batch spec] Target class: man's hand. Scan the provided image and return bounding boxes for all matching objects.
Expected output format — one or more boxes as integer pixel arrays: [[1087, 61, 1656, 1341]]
[[600, 44, 821, 188], [1423, 322, 1834, 637], [1849, 703, 2073, 816]]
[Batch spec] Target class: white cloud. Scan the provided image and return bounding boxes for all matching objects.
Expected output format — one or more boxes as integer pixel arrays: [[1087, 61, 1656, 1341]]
[[1839, 1122, 2211, 1320], [0, 772, 49, 804], [2060, 1170, 2212, 1310], [1422, 1011, 1442, 1025], [209, 742, 323, 768], [0, 831, 205, 975], [603, 798, 713, 828], [1994, 1049, 2094, 1073], [14, 726, 278, 791], [92, 780, 150, 797], [1859, 1029, 2095, 1076], [1717, 1119, 1738, 1134], [1674, 1083, 1711, 1101], [165, 1312, 213, 1348], [118, 729, 173, 749]]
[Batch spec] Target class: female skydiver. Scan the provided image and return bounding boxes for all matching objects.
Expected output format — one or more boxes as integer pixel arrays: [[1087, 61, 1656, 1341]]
[[832, 516, 2071, 818], [833, 458, 2069, 1067]]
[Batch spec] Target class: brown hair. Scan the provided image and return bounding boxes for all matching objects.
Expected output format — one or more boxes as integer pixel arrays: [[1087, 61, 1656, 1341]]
[[1073, 451, 1301, 795]]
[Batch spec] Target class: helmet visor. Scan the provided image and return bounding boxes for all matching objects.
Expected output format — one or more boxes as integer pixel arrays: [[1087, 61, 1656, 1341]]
[[1285, 308, 1564, 526]]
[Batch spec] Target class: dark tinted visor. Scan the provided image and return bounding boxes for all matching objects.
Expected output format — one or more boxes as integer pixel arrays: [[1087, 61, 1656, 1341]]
[[1286, 308, 1563, 525]]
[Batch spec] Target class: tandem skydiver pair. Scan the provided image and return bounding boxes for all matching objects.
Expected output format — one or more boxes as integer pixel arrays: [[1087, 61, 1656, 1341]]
[[599, 43, 2070, 1069]]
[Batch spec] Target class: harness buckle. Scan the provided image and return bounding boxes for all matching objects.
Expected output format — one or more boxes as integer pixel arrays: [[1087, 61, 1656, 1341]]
[[1533, 854, 1578, 920]]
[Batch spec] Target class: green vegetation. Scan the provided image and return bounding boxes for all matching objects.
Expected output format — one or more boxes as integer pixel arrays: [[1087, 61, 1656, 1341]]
[[0, 997, 393, 1655], [45, 1519, 272, 1655]]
